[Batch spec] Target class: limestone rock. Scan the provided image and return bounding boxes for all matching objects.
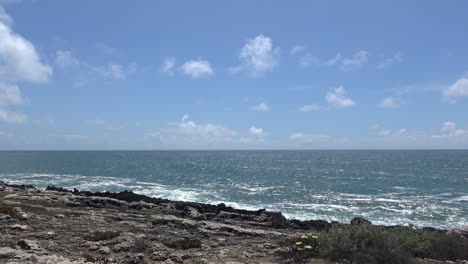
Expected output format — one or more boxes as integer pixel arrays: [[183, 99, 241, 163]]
[[99, 246, 111, 255], [10, 224, 28, 231], [447, 225, 468, 240], [17, 239, 43, 252]]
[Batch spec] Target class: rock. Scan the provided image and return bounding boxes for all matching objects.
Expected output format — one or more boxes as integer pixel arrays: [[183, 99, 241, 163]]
[[215, 211, 240, 220], [289, 219, 332, 231], [17, 239, 43, 251], [99, 246, 111, 254], [0, 213, 11, 220], [152, 251, 171, 261], [0, 247, 84, 263], [120, 253, 145, 264], [186, 206, 207, 220], [260, 211, 289, 229], [89, 244, 100, 251], [55, 214, 65, 218], [129, 200, 155, 210], [10, 224, 28, 231], [350, 217, 372, 225], [447, 225, 468, 240], [113, 234, 137, 253]]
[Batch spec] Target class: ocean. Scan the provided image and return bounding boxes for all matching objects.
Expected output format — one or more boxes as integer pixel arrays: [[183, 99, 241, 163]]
[[0, 150, 466, 229]]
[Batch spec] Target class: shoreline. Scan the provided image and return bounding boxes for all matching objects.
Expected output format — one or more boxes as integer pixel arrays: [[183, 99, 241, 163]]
[[1, 181, 466, 264]]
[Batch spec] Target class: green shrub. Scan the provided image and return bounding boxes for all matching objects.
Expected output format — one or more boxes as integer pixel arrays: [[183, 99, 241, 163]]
[[164, 239, 202, 250], [431, 235, 468, 261], [277, 224, 467, 263], [83, 231, 120, 242], [312, 225, 413, 264], [385, 227, 440, 258]]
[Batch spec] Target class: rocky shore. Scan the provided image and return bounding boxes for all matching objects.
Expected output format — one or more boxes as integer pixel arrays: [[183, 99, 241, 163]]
[[0, 181, 467, 264]]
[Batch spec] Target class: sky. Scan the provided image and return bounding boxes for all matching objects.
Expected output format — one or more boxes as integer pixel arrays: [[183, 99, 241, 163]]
[[0, 0, 468, 150]]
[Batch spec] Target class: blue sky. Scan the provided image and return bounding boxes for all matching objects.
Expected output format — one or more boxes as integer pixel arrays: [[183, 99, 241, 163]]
[[0, 0, 468, 149]]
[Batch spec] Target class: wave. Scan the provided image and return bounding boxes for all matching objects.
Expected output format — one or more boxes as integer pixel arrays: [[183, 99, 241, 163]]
[[1, 172, 466, 229]]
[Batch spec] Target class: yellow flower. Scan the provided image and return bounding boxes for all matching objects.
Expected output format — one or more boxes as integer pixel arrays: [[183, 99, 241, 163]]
[[305, 245, 312, 249], [295, 241, 302, 245], [312, 235, 319, 239], [301, 235, 308, 239]]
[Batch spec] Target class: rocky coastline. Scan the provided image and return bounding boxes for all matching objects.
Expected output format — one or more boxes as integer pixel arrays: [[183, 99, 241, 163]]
[[0, 181, 467, 264]]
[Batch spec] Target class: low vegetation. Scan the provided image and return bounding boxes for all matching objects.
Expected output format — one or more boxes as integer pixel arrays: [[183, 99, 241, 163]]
[[277, 235, 319, 261], [0, 206, 18, 217], [82, 253, 117, 264], [83, 231, 121, 242], [164, 239, 202, 250], [277, 224, 467, 263]]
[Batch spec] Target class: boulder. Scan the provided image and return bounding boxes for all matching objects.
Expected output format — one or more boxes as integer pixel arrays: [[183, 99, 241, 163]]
[[289, 219, 332, 231], [10, 224, 28, 231], [447, 225, 468, 240], [99, 246, 111, 255], [17, 239, 43, 251], [260, 211, 289, 229], [186, 206, 207, 220], [350, 217, 371, 225]]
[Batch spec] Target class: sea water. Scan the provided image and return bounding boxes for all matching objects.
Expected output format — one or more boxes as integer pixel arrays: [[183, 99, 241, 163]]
[[0, 150, 466, 229]]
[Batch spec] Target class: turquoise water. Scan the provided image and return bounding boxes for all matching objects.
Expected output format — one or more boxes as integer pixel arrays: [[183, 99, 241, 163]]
[[0, 150, 466, 229]]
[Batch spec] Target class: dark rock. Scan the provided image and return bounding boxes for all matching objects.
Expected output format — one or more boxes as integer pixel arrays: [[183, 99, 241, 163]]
[[350, 217, 371, 225], [260, 211, 289, 229], [17, 239, 42, 251], [289, 219, 332, 231]]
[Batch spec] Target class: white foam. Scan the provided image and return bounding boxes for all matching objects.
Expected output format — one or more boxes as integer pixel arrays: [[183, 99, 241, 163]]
[[447, 195, 468, 203]]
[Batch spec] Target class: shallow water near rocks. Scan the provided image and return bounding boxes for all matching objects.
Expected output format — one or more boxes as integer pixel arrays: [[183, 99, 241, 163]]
[[0, 150, 467, 229]]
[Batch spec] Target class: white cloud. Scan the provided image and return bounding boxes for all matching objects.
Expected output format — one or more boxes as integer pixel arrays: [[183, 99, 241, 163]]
[[249, 126, 265, 137], [442, 121, 456, 132], [432, 121, 467, 138], [326, 53, 342, 66], [237, 35, 278, 76], [0, 6, 12, 25], [325, 87, 356, 108], [340, 50, 368, 71], [0, 7, 51, 124], [176, 114, 236, 138], [372, 125, 408, 137], [92, 63, 136, 80], [378, 96, 401, 108], [0, 11, 52, 83], [442, 76, 468, 99], [147, 115, 271, 149], [0, 109, 26, 124], [299, 53, 319, 68], [181, 60, 213, 78], [251, 102, 270, 112], [105, 64, 126, 80], [289, 133, 330, 142], [290, 45, 305, 55], [299, 104, 320, 112], [377, 52, 403, 70], [378, 129, 391, 136], [397, 128, 407, 135], [0, 82, 23, 106], [160, 57, 176, 76], [55, 50, 79, 68]]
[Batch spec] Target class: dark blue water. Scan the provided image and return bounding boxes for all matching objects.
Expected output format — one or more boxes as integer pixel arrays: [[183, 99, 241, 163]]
[[0, 150, 466, 229]]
